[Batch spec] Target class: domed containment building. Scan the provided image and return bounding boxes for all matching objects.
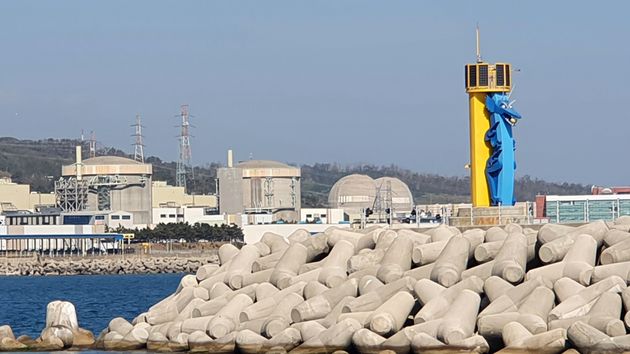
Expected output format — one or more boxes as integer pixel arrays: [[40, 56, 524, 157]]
[[217, 158, 301, 223], [375, 177, 414, 213], [328, 174, 414, 220], [328, 174, 377, 216], [56, 148, 153, 224]]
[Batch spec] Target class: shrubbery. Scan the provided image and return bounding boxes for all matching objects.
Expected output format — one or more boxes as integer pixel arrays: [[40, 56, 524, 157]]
[[112, 222, 243, 243]]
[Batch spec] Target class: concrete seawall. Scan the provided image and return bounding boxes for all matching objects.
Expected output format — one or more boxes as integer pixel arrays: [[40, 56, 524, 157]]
[[0, 254, 219, 276]]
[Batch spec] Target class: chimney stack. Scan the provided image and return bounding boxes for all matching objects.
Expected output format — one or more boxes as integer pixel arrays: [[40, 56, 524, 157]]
[[75, 146, 83, 181], [227, 149, 233, 168]]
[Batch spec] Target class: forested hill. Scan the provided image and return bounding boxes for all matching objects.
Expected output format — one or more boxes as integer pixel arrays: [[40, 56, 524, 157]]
[[0, 137, 591, 207], [300, 163, 591, 206]]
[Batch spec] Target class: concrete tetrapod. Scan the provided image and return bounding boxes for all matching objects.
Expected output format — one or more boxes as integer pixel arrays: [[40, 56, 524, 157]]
[[477, 286, 554, 336], [413, 276, 484, 324], [262, 293, 305, 338], [240, 282, 306, 323], [358, 275, 384, 296], [325, 228, 375, 252], [253, 252, 284, 272], [410, 333, 489, 354], [424, 224, 460, 242], [224, 245, 261, 289], [549, 291, 626, 337], [478, 277, 550, 318], [621, 286, 630, 327], [430, 236, 471, 287], [291, 279, 358, 323], [368, 291, 415, 337], [207, 293, 253, 339], [348, 249, 386, 274], [437, 289, 481, 344], [352, 328, 387, 354], [218, 243, 241, 266], [603, 229, 630, 247], [270, 243, 309, 289], [342, 276, 414, 313], [538, 221, 608, 263], [568, 321, 630, 354], [290, 318, 362, 354], [526, 234, 597, 285], [376, 235, 413, 283], [548, 275, 626, 321], [395, 229, 431, 246], [299, 233, 330, 262], [601, 237, 630, 264], [464, 232, 529, 283], [412, 229, 482, 266], [537, 223, 575, 244], [501, 321, 566, 353], [318, 240, 355, 287], [261, 232, 291, 254]]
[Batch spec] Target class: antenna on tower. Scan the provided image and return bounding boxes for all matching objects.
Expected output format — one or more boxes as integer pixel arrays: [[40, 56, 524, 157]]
[[476, 24, 483, 63], [176, 104, 193, 191], [132, 114, 145, 163], [89, 131, 96, 158]]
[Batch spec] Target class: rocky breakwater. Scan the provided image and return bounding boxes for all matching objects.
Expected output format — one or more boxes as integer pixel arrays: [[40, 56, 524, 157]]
[[0, 301, 94, 351], [7, 217, 630, 353], [1, 255, 218, 276], [90, 219, 630, 353]]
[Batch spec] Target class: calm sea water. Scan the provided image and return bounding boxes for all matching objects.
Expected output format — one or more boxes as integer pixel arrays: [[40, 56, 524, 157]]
[[0, 274, 183, 339]]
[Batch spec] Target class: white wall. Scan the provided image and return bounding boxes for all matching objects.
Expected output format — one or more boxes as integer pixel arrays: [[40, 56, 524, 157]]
[[242, 223, 351, 244]]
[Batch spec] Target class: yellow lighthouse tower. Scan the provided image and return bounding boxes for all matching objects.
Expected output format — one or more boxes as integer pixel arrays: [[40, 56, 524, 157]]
[[465, 28, 515, 207]]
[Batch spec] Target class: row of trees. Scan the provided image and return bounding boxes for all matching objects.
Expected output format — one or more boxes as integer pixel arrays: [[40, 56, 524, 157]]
[[111, 222, 244, 243]]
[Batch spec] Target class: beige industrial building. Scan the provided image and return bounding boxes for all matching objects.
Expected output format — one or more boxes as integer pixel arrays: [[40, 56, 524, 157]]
[[0, 176, 55, 212], [328, 174, 414, 221], [217, 155, 301, 223], [57, 151, 153, 225], [152, 181, 217, 208]]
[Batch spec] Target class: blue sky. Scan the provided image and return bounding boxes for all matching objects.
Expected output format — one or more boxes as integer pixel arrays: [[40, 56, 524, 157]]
[[1, 1, 629, 185]]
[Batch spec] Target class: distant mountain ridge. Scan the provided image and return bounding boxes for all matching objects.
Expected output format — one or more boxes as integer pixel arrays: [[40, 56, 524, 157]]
[[0, 137, 590, 206]]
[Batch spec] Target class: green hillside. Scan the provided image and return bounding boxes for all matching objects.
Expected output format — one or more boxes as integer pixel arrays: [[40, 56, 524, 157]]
[[0, 137, 591, 207]]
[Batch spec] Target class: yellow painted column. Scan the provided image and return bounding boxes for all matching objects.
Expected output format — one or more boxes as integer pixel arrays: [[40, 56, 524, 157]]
[[468, 92, 491, 207]]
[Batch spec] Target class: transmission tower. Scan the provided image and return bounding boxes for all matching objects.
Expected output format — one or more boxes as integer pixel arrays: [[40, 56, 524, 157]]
[[89, 131, 96, 158], [176, 104, 192, 190], [132, 114, 145, 163]]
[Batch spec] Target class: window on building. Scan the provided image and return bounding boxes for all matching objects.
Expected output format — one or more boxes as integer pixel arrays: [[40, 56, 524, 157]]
[[169, 214, 176, 218], [122, 215, 131, 220], [160, 214, 166, 218], [177, 214, 184, 218], [95, 215, 105, 220], [111, 215, 120, 220]]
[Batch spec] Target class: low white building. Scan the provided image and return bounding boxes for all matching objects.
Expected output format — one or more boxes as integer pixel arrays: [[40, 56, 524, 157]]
[[300, 208, 345, 224], [152, 206, 225, 226]]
